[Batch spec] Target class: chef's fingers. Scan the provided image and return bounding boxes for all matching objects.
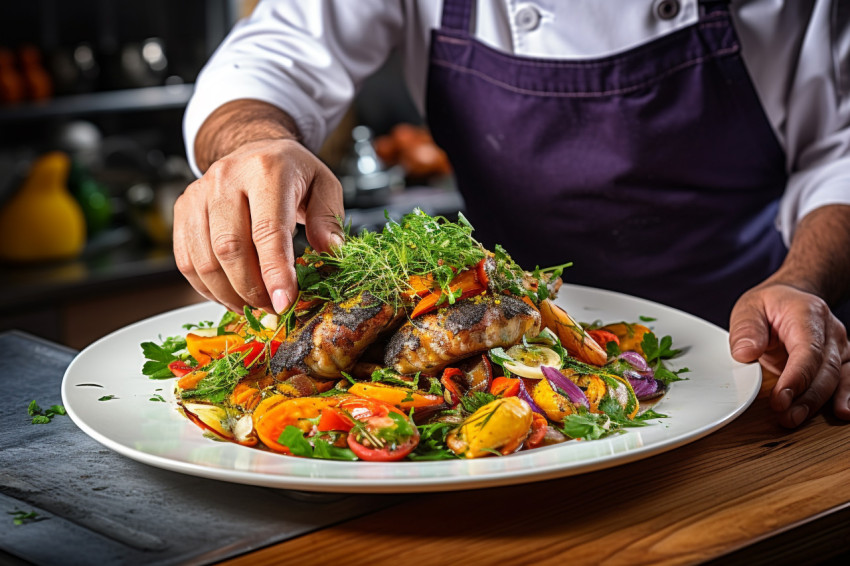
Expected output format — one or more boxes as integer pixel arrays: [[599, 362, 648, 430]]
[[769, 298, 831, 419], [207, 183, 272, 312], [176, 173, 246, 313], [777, 313, 846, 427], [247, 162, 298, 315], [173, 183, 217, 305], [303, 159, 345, 254], [728, 295, 770, 363]]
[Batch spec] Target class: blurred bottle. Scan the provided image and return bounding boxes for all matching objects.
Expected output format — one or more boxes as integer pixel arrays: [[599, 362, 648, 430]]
[[0, 47, 25, 104], [0, 152, 86, 262]]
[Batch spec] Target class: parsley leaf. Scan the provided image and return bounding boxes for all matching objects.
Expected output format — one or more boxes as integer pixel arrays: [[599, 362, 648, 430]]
[[636, 409, 669, 421], [27, 400, 67, 424], [8, 510, 42, 526], [655, 366, 690, 385], [277, 426, 358, 461], [27, 400, 41, 416], [641, 332, 681, 365], [31, 415, 51, 424], [243, 305, 263, 333], [459, 391, 499, 414], [560, 411, 612, 440], [639, 315, 657, 322], [98, 395, 117, 401], [409, 422, 458, 461], [140, 335, 187, 379]]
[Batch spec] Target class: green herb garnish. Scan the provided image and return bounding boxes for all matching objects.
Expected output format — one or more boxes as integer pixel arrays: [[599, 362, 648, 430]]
[[9, 510, 42, 526], [27, 400, 66, 424], [141, 335, 187, 379], [98, 395, 117, 401], [179, 352, 249, 404]]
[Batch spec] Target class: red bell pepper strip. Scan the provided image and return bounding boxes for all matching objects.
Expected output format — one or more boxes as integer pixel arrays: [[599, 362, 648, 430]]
[[168, 360, 194, 377], [232, 340, 283, 367], [441, 367, 465, 406]]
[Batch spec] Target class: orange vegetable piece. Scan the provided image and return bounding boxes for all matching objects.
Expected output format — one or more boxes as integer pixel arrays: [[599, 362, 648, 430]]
[[177, 370, 207, 391], [411, 268, 485, 318], [490, 376, 520, 397], [253, 396, 341, 454], [347, 382, 444, 410], [538, 300, 607, 366], [588, 330, 619, 351], [186, 333, 245, 367]]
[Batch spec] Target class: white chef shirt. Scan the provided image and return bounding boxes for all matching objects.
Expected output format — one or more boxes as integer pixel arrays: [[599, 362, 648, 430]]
[[184, 0, 850, 246]]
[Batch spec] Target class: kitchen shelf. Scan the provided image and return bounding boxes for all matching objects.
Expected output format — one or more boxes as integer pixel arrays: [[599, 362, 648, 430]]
[[0, 83, 194, 123]]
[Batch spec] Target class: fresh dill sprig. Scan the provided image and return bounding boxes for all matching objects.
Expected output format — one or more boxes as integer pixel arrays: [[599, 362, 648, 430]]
[[180, 352, 249, 404], [299, 210, 487, 307]]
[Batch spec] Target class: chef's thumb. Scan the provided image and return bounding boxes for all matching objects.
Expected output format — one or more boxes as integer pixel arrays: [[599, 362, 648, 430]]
[[728, 297, 770, 363], [304, 172, 345, 254]]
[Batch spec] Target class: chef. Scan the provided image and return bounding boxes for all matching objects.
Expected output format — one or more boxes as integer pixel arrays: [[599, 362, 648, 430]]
[[176, 0, 850, 428]]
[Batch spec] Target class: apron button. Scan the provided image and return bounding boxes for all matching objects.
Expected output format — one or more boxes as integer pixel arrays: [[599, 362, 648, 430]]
[[655, 0, 681, 20], [515, 5, 542, 32]]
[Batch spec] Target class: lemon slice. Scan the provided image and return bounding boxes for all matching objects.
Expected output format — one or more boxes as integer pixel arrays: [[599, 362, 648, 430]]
[[503, 344, 561, 379]]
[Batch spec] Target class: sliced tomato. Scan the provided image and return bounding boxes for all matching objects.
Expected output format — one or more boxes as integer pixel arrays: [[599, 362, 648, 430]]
[[340, 397, 420, 462], [317, 407, 354, 433], [526, 412, 549, 449], [168, 360, 194, 377]]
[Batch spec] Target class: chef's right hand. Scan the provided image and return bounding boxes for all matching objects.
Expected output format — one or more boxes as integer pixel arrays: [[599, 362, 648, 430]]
[[173, 138, 345, 314]]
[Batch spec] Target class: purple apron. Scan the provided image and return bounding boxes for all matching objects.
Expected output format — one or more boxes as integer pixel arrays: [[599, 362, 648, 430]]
[[426, 0, 788, 328]]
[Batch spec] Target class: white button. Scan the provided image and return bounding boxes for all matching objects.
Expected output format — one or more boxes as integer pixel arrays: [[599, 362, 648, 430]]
[[515, 5, 541, 32]]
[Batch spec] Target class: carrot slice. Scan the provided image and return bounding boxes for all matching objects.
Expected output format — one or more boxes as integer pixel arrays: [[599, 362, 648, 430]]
[[347, 382, 444, 410]]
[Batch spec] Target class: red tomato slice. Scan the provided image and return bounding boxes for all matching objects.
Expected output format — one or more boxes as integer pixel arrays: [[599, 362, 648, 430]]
[[317, 407, 354, 433], [340, 397, 419, 461]]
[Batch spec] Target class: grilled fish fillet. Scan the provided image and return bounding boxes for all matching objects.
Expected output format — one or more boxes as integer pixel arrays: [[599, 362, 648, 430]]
[[270, 293, 401, 379], [385, 294, 541, 374]]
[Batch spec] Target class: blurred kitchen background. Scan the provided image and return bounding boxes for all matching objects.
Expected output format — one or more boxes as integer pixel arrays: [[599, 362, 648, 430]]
[[0, 0, 463, 349]]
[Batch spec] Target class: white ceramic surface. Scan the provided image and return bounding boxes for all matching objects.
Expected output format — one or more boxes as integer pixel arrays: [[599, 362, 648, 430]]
[[62, 285, 760, 493]]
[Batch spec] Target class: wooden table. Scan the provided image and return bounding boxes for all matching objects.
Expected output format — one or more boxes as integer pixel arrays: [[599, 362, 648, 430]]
[[225, 374, 850, 566]]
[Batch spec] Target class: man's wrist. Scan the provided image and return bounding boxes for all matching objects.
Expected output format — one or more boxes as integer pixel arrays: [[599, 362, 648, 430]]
[[194, 99, 301, 172]]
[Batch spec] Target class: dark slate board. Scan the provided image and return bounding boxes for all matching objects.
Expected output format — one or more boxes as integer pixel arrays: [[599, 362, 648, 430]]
[[0, 331, 404, 565]]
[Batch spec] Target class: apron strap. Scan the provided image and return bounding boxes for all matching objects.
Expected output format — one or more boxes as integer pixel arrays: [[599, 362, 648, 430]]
[[440, 0, 474, 33]]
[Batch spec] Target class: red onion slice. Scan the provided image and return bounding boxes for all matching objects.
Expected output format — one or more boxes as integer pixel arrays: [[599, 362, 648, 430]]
[[624, 369, 659, 399], [541, 366, 589, 408], [517, 378, 546, 416], [618, 351, 650, 373]]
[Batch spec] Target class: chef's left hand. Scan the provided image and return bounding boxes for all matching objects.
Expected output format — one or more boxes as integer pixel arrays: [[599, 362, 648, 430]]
[[729, 283, 850, 427]]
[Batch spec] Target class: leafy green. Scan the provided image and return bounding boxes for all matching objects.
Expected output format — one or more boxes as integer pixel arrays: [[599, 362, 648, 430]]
[[655, 366, 690, 385], [560, 411, 612, 440], [27, 400, 66, 424], [149, 394, 166, 403], [605, 340, 622, 358], [641, 332, 681, 365], [459, 391, 499, 414], [299, 209, 486, 307], [141, 335, 187, 379], [217, 311, 240, 334], [179, 352, 249, 404], [370, 367, 417, 388], [639, 315, 657, 322], [182, 320, 214, 331], [8, 510, 42, 526], [636, 409, 669, 421], [409, 422, 458, 461], [277, 426, 358, 461], [98, 395, 117, 402], [243, 305, 263, 333]]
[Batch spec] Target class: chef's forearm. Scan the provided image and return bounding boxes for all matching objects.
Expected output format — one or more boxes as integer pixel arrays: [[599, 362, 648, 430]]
[[766, 204, 850, 306], [194, 99, 301, 173]]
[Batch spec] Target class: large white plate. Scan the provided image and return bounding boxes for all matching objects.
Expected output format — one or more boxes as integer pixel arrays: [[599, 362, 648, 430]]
[[62, 285, 760, 493]]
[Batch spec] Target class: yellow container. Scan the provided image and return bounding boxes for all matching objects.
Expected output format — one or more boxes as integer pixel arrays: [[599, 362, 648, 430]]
[[0, 151, 86, 262]]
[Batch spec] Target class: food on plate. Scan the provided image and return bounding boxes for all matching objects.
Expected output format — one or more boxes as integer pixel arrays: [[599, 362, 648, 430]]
[[140, 210, 688, 461]]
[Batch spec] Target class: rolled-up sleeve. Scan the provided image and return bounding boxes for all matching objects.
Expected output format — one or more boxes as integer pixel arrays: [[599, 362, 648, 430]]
[[776, 0, 850, 245], [183, 0, 404, 176]]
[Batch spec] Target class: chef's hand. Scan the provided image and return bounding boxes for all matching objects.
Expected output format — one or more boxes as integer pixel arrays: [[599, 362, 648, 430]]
[[729, 283, 850, 427], [173, 137, 344, 314]]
